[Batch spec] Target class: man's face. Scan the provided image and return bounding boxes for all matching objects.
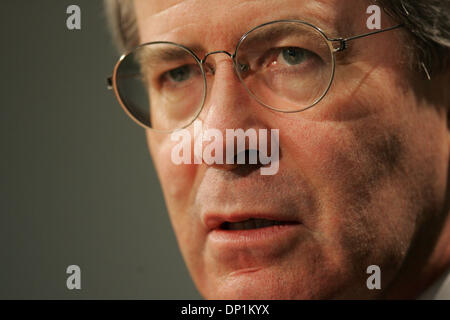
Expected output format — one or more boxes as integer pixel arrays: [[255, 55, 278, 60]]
[[134, 0, 449, 299]]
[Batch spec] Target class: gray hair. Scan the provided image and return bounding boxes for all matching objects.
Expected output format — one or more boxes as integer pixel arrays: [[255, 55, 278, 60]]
[[103, 0, 139, 53], [378, 0, 450, 76], [104, 0, 450, 76]]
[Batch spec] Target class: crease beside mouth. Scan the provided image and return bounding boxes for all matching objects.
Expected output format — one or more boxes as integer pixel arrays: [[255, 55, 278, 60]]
[[220, 218, 298, 230]]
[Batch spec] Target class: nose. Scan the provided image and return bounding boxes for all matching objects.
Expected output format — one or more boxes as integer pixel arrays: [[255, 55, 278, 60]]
[[195, 51, 275, 174]]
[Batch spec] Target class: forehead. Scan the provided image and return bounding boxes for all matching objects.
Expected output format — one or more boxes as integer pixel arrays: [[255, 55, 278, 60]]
[[133, 0, 362, 46], [133, 0, 183, 16]]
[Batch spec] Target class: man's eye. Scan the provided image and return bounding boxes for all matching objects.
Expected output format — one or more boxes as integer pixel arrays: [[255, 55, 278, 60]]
[[165, 65, 192, 83], [279, 47, 309, 66]]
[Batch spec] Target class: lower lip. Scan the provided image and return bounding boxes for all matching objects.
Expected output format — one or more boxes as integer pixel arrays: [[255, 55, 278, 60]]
[[208, 223, 301, 248]]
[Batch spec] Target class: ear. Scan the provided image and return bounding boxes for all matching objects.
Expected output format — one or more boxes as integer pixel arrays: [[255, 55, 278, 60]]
[[444, 67, 450, 152]]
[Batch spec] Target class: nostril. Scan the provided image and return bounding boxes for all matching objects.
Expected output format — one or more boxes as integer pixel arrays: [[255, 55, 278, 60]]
[[234, 149, 261, 165], [231, 149, 264, 177]]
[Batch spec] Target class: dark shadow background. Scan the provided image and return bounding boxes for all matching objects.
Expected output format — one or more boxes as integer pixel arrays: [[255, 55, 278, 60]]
[[0, 0, 201, 299]]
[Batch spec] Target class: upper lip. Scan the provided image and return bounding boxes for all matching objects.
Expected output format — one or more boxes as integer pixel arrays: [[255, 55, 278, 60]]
[[203, 211, 300, 231]]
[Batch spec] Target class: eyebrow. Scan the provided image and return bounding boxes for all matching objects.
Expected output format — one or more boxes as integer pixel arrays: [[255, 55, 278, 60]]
[[136, 45, 201, 64], [276, 13, 342, 37], [237, 22, 324, 50]]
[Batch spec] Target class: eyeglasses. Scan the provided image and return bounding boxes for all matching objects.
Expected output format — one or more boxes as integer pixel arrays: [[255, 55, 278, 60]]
[[107, 20, 402, 132]]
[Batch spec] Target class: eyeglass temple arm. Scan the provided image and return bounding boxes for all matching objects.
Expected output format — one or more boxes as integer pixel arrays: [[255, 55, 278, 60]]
[[106, 76, 113, 90], [329, 24, 404, 52]]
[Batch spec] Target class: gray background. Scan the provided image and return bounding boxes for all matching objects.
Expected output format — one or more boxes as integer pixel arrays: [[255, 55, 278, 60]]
[[0, 0, 201, 299]]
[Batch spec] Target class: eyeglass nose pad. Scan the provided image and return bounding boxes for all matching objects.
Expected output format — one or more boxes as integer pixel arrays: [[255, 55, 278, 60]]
[[232, 54, 250, 78], [237, 62, 249, 73]]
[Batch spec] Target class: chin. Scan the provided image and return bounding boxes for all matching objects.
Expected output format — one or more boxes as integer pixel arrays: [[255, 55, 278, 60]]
[[198, 269, 327, 300]]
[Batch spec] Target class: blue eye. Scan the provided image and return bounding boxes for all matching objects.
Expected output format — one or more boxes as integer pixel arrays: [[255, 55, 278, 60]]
[[281, 47, 308, 65], [167, 65, 191, 82]]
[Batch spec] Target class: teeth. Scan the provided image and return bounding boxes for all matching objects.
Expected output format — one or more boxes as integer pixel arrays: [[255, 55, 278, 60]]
[[225, 218, 283, 230]]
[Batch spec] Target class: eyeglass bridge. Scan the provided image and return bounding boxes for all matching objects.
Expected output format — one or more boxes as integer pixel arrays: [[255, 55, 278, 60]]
[[200, 50, 251, 75]]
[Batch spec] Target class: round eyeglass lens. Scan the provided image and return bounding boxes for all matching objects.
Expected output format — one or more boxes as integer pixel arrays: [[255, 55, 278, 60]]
[[114, 42, 206, 131], [234, 21, 334, 112]]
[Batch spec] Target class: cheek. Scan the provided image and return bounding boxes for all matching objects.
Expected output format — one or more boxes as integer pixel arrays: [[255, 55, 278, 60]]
[[146, 130, 208, 276], [146, 131, 197, 208], [273, 83, 417, 284], [145, 131, 201, 247], [277, 59, 413, 222], [279, 113, 405, 211]]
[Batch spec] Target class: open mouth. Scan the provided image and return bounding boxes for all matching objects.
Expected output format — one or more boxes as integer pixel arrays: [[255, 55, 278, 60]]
[[220, 218, 298, 230]]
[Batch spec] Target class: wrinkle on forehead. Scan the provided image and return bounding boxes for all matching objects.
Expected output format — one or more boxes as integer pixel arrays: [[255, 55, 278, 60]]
[[133, 0, 185, 18], [134, 0, 349, 45]]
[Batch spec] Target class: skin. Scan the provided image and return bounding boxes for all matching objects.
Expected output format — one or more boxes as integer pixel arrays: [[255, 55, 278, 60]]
[[133, 0, 450, 299]]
